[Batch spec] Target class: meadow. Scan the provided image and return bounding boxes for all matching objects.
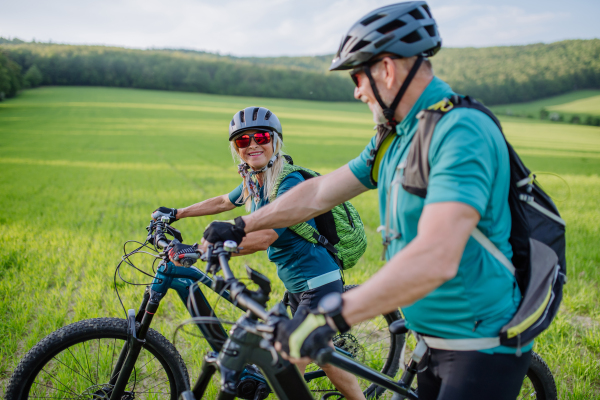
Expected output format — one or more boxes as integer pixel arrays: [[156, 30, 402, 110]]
[[0, 86, 599, 398], [490, 90, 600, 120]]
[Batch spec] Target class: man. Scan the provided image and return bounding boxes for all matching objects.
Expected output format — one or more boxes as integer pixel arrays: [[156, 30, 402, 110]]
[[204, 2, 531, 399]]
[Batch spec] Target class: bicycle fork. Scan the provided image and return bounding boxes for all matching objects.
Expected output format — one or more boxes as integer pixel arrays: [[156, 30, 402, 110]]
[[108, 287, 164, 400]]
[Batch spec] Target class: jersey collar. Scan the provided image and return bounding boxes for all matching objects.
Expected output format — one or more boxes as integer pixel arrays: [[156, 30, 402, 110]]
[[395, 76, 455, 136]]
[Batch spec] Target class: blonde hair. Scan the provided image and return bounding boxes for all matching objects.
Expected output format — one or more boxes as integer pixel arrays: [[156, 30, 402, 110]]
[[230, 135, 285, 212]]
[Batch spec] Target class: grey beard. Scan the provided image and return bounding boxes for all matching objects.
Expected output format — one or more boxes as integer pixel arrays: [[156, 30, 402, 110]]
[[372, 103, 387, 124]]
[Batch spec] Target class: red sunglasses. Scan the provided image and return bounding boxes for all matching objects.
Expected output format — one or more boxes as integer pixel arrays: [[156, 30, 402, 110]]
[[234, 131, 272, 148]]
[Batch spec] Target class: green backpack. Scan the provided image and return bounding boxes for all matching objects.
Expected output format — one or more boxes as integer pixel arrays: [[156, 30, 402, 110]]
[[270, 161, 367, 270]]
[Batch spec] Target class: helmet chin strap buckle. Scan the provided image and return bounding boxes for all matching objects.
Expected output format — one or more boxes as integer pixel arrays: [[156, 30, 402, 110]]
[[266, 153, 279, 168]]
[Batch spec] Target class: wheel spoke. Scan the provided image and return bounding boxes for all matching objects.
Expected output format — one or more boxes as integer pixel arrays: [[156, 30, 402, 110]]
[[82, 339, 95, 385], [49, 355, 96, 385], [136, 377, 170, 393], [38, 367, 80, 397], [129, 362, 166, 386], [96, 338, 101, 383], [66, 346, 96, 384], [31, 380, 80, 397]]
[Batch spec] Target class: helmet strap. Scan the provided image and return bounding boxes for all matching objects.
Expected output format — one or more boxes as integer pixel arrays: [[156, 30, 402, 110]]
[[364, 56, 424, 127]]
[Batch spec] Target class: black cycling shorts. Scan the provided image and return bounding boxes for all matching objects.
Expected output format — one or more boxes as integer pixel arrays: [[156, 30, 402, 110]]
[[417, 347, 531, 400], [287, 280, 343, 317]]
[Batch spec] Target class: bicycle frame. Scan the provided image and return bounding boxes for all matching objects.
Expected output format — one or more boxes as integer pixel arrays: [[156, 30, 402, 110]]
[[108, 258, 332, 398], [106, 221, 413, 399], [181, 243, 419, 400]]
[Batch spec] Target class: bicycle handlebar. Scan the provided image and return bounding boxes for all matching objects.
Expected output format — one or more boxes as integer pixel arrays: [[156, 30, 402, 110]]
[[154, 220, 171, 249]]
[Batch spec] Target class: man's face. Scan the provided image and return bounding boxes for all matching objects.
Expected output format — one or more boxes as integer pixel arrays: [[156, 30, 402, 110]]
[[352, 64, 388, 124]]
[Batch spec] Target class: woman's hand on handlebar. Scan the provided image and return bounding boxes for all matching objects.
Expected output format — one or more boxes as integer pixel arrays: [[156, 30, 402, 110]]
[[152, 207, 178, 224], [168, 242, 201, 266]]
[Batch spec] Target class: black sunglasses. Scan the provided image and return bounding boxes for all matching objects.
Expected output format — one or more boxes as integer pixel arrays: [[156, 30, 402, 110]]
[[350, 55, 402, 86]]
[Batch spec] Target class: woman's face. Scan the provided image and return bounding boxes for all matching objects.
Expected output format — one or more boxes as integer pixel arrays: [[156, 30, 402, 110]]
[[235, 129, 274, 170]]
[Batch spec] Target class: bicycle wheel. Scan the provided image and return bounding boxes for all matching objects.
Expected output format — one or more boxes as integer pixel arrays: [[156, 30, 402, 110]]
[[6, 318, 189, 400], [518, 351, 557, 400], [304, 284, 405, 399]]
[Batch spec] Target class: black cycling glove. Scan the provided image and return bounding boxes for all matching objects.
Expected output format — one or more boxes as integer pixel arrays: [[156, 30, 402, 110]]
[[168, 242, 199, 261], [203, 216, 246, 245], [152, 207, 178, 224], [275, 308, 336, 359]]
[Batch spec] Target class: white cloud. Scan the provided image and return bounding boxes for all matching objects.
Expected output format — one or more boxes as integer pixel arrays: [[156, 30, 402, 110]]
[[433, 4, 568, 47], [0, 0, 593, 56]]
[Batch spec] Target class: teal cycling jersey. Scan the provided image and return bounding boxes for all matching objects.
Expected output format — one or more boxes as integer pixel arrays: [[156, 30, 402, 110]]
[[348, 77, 531, 354], [228, 171, 340, 293]]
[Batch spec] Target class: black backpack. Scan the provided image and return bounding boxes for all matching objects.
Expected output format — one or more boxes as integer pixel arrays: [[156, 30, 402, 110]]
[[384, 95, 567, 350]]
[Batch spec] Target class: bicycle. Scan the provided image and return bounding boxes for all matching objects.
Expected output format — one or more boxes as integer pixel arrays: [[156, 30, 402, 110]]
[[6, 218, 404, 400], [178, 240, 558, 400]]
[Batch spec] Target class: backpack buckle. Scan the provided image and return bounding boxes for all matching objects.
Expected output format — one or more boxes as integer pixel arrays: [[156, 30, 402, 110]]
[[316, 235, 329, 246]]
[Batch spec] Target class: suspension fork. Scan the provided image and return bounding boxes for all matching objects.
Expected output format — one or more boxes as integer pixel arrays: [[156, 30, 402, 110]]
[[109, 289, 165, 400], [106, 287, 150, 387]]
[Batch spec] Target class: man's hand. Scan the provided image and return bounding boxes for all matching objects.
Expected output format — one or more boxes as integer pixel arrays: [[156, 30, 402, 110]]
[[152, 207, 178, 224], [203, 216, 246, 245], [275, 308, 336, 361]]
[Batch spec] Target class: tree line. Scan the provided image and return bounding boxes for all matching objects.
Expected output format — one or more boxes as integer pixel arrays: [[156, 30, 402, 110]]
[[1, 38, 599, 105], [0, 42, 353, 102]]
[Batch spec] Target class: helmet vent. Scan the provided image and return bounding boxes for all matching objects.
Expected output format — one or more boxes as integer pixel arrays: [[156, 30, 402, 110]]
[[240, 110, 245, 123], [422, 5, 432, 18], [376, 19, 407, 35], [374, 35, 394, 49], [400, 31, 422, 44], [409, 9, 425, 20], [361, 14, 385, 26], [424, 25, 436, 37], [350, 40, 371, 53], [340, 35, 352, 52], [253, 107, 260, 121], [231, 119, 235, 127], [265, 110, 272, 120]]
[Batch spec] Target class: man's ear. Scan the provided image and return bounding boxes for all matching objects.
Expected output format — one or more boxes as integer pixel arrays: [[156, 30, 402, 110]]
[[382, 57, 398, 90]]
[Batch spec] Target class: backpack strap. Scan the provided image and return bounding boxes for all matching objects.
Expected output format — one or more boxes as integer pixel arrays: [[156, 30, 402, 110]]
[[270, 162, 342, 262], [403, 96, 516, 277], [471, 228, 515, 275]]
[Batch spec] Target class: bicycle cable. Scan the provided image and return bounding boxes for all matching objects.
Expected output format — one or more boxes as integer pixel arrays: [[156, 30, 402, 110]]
[[114, 239, 160, 317]]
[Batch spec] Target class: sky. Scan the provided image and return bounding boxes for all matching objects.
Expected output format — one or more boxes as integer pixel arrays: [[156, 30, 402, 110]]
[[1, 0, 599, 57]]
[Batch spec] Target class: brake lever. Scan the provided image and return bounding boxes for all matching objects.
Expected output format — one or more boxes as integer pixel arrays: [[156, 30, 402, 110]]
[[165, 224, 183, 242]]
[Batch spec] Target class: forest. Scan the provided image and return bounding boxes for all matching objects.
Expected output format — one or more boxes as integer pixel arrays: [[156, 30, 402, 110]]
[[1, 37, 599, 105]]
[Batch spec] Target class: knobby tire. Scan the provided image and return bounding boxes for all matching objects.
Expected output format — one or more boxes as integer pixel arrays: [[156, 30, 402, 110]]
[[6, 318, 189, 400]]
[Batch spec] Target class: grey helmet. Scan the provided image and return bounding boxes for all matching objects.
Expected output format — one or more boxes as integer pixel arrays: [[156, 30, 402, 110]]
[[229, 107, 282, 141], [329, 1, 441, 71]]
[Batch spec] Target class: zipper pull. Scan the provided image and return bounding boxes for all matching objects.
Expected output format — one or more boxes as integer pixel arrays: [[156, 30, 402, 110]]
[[472, 320, 482, 332], [516, 334, 522, 357]]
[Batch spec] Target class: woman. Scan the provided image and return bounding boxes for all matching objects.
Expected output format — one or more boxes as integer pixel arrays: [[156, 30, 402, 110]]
[[152, 106, 365, 400]]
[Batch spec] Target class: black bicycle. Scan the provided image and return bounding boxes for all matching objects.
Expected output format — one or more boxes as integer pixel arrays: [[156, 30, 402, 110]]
[[182, 240, 558, 400], [6, 219, 404, 400]]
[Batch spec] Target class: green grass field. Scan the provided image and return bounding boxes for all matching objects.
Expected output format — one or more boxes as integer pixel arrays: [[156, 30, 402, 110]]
[[0, 86, 599, 399], [490, 90, 600, 119]]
